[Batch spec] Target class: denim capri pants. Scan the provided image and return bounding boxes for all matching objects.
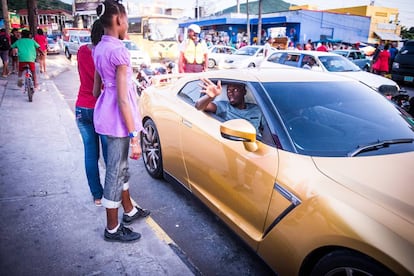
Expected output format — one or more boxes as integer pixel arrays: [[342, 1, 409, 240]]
[[101, 136, 130, 208]]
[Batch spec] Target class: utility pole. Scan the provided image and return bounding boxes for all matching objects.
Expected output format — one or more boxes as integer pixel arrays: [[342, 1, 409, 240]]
[[246, 0, 250, 44], [257, 0, 263, 45], [1, 0, 10, 33], [27, 0, 38, 37]]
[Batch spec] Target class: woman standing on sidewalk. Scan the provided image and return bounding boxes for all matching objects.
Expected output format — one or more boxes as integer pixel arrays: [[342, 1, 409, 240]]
[[92, 0, 150, 243], [75, 20, 107, 207], [34, 29, 47, 74]]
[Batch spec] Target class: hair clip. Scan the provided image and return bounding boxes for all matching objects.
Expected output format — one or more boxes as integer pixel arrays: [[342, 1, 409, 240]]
[[97, 3, 105, 18]]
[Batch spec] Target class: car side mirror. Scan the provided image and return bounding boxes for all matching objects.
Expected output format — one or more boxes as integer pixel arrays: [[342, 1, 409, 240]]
[[220, 119, 258, 152]]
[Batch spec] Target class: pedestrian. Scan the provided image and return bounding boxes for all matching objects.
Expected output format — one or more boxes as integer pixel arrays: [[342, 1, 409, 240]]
[[11, 29, 44, 89], [0, 28, 11, 77], [316, 41, 328, 52], [372, 44, 390, 76], [75, 20, 107, 207], [9, 28, 20, 74], [92, 0, 150, 243], [264, 37, 273, 58], [305, 39, 313, 50], [34, 28, 47, 74], [389, 42, 399, 73], [178, 24, 208, 73]]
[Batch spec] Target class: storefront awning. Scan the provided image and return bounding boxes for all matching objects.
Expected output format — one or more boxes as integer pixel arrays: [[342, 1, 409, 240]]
[[374, 31, 402, 41]]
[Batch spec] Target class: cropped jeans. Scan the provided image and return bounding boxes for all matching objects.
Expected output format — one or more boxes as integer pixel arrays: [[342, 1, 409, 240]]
[[76, 107, 108, 200]]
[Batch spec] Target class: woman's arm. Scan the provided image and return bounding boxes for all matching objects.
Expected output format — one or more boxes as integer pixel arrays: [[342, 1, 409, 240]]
[[116, 65, 141, 159], [93, 71, 102, 98]]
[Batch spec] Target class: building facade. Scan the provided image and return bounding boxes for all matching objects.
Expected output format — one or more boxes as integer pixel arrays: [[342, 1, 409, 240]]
[[326, 5, 401, 44], [18, 9, 73, 36]]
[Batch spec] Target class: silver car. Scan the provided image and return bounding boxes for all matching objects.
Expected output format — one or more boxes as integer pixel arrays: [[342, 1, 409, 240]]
[[261, 50, 400, 96], [219, 45, 274, 69], [207, 45, 236, 68]]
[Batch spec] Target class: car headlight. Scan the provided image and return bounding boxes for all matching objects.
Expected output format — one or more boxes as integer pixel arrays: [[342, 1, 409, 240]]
[[392, 62, 400, 69]]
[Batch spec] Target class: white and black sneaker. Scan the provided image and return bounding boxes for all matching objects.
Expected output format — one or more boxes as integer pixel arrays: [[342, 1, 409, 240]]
[[104, 224, 141, 243]]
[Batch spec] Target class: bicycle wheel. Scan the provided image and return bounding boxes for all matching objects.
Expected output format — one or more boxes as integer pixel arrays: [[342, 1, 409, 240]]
[[28, 86, 34, 102], [25, 77, 34, 102]]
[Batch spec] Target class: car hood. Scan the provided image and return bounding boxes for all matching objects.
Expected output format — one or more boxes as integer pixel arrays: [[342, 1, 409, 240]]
[[223, 54, 252, 63], [312, 152, 414, 224], [334, 71, 398, 90], [129, 50, 147, 58]]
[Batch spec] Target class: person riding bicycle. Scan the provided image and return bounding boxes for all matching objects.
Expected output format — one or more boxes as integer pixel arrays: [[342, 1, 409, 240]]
[[11, 29, 44, 89]]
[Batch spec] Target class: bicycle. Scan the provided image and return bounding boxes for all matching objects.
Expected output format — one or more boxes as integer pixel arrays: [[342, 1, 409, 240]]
[[23, 64, 35, 102]]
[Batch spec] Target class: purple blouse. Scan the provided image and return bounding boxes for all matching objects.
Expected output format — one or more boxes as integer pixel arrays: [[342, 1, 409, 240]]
[[93, 35, 143, 137]]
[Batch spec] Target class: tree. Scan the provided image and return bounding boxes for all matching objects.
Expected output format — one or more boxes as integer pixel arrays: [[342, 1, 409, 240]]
[[2, 0, 10, 33], [27, 0, 38, 37], [400, 26, 414, 40]]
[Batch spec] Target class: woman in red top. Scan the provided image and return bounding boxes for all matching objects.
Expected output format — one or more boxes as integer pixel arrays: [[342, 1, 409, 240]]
[[372, 44, 390, 76], [75, 20, 107, 206], [34, 28, 47, 73]]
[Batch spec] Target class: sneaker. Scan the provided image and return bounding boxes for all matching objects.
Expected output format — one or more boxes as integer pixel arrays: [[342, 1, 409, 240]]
[[122, 206, 151, 225], [17, 79, 23, 87], [104, 223, 141, 243]]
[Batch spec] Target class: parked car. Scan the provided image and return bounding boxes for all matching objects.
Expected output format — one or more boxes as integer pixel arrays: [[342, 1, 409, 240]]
[[138, 68, 414, 276], [392, 40, 414, 84], [332, 49, 371, 71], [122, 40, 151, 71], [46, 38, 60, 55], [63, 32, 91, 60], [218, 45, 274, 69], [261, 50, 400, 96], [207, 45, 236, 68]]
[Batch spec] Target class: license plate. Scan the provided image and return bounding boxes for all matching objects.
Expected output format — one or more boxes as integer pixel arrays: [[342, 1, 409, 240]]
[[404, 76, 414, 82]]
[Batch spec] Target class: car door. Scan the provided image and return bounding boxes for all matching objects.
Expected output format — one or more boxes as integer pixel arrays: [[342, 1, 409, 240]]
[[178, 80, 278, 249]]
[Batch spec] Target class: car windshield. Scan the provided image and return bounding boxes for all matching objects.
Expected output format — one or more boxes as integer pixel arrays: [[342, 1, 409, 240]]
[[79, 36, 91, 43], [262, 81, 414, 157], [123, 41, 140, 51], [234, 47, 259, 56], [47, 38, 55, 44], [318, 55, 361, 72]]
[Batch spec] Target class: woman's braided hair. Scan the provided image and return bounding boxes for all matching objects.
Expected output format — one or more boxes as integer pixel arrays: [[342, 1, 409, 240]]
[[96, 0, 126, 28]]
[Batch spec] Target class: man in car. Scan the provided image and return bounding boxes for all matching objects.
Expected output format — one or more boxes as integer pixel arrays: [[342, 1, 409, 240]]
[[195, 78, 263, 133]]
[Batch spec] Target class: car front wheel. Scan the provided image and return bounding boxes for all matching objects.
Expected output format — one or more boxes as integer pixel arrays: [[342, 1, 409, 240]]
[[141, 119, 163, 179], [310, 250, 394, 276], [208, 58, 216, 68]]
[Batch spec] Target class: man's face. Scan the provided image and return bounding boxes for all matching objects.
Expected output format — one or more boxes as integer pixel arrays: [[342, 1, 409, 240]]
[[227, 85, 246, 107], [188, 29, 199, 41]]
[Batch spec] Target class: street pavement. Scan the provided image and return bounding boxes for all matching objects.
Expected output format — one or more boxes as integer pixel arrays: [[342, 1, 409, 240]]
[[0, 67, 195, 275]]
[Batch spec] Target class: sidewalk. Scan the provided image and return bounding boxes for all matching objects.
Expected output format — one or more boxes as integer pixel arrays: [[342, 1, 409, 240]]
[[0, 72, 194, 275]]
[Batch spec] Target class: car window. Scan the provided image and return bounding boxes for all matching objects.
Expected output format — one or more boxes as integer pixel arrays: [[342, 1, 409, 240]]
[[262, 81, 414, 157], [267, 52, 284, 63], [78, 36, 91, 43], [178, 80, 269, 141], [177, 80, 202, 104], [319, 55, 360, 72]]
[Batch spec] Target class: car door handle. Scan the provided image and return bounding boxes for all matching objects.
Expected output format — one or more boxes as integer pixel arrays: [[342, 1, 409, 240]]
[[182, 118, 192, 128]]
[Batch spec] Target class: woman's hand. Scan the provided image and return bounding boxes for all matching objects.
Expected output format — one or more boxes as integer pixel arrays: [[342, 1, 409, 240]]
[[129, 137, 142, 160]]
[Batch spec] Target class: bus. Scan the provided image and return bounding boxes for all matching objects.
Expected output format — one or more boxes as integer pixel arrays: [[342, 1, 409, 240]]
[[128, 14, 180, 62]]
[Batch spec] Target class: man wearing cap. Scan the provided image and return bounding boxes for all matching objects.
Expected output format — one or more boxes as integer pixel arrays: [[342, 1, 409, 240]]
[[178, 24, 208, 73]]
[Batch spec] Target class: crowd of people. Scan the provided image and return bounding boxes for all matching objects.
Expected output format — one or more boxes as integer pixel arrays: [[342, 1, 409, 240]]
[[0, 27, 47, 89]]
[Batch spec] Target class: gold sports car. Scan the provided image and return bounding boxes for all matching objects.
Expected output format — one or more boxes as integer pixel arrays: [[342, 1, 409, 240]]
[[138, 68, 414, 275]]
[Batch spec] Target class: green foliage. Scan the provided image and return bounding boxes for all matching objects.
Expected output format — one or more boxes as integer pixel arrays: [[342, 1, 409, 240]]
[[401, 26, 414, 40], [1, 0, 72, 15]]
